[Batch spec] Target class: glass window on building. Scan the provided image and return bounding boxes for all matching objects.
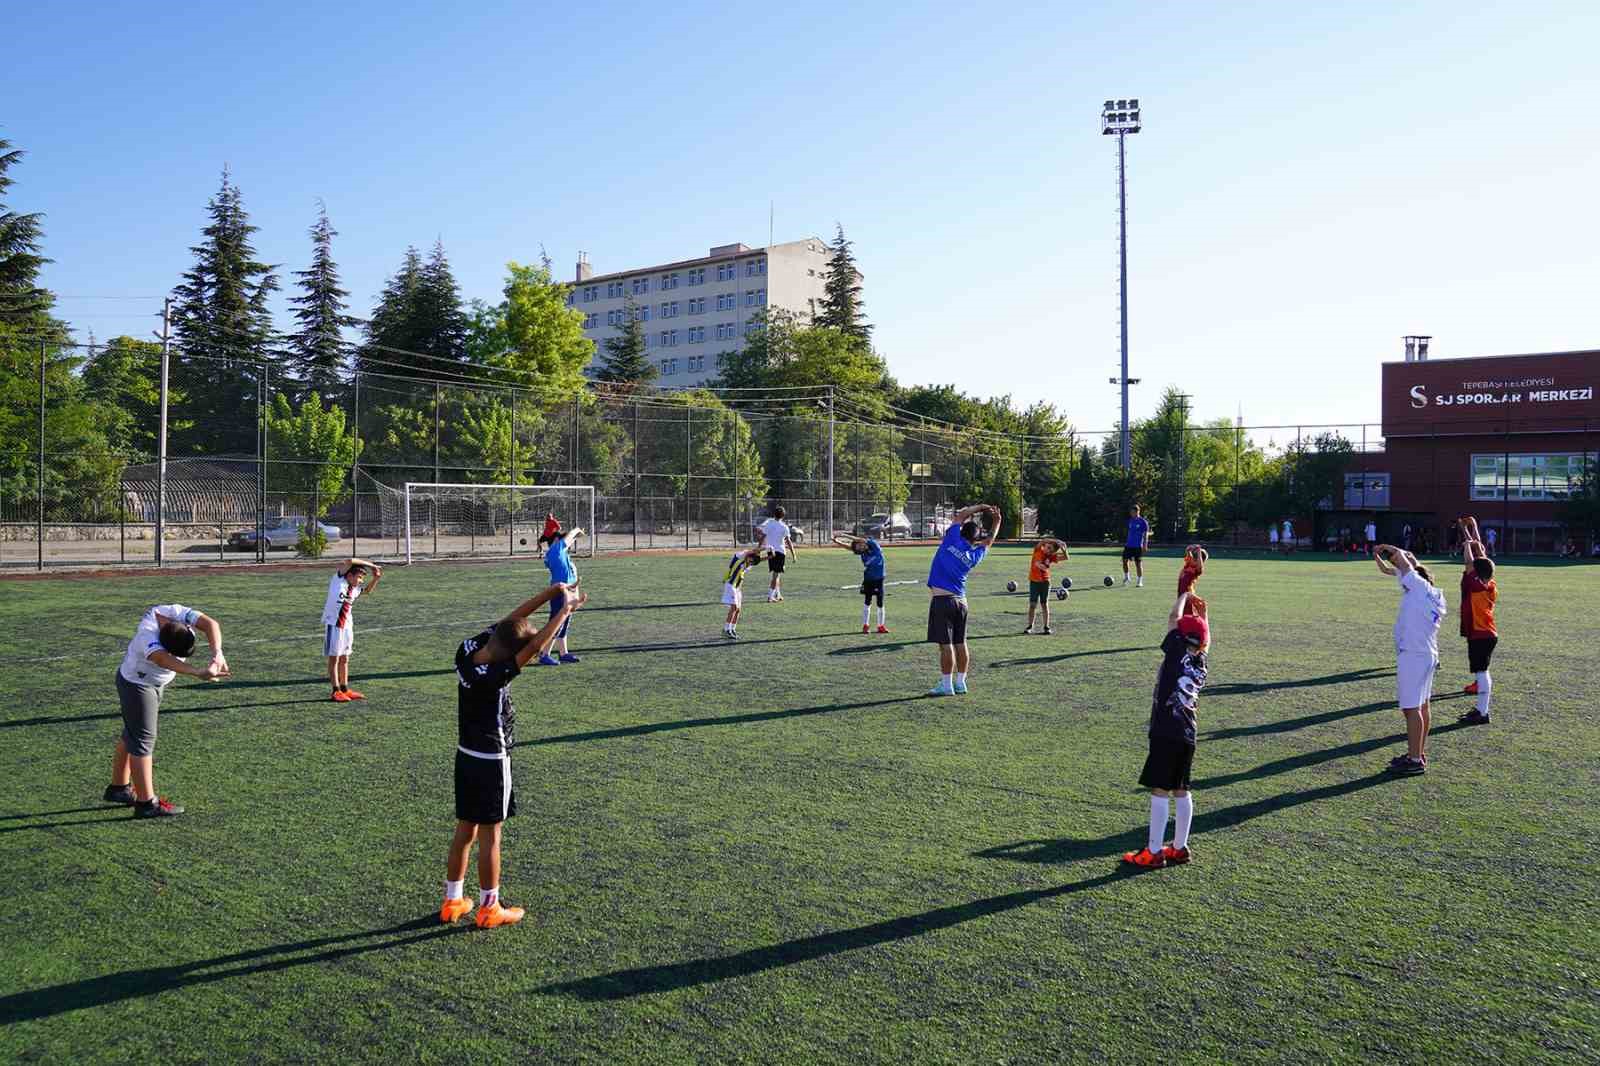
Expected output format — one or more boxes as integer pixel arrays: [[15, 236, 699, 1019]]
[[1343, 473, 1391, 509], [1471, 453, 1595, 501]]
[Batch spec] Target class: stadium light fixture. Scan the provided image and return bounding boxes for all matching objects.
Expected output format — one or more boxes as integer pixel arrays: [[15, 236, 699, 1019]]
[[1102, 96, 1143, 471]]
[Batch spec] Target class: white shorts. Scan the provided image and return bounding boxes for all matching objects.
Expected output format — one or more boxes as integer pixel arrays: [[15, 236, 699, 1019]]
[[721, 584, 742, 608], [1396, 652, 1435, 709], [324, 622, 354, 657]]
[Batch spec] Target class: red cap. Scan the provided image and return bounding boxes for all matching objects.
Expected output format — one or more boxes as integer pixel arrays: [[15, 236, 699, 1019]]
[[1176, 614, 1209, 648]]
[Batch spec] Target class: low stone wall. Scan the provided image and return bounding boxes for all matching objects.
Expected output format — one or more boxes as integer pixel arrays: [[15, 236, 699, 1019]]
[[0, 523, 246, 542]]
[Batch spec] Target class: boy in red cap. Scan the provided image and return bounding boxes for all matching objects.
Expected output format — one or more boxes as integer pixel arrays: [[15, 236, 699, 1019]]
[[1123, 591, 1210, 869]]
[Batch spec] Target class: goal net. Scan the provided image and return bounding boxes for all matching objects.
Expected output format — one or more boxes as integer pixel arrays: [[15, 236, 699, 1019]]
[[395, 483, 595, 564]]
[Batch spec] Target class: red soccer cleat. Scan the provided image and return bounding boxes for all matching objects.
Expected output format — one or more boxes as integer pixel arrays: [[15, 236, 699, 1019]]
[[1462, 681, 1478, 695], [876, 625, 890, 634], [862, 624, 871, 634], [1161, 845, 1191, 865], [1121, 847, 1166, 869]]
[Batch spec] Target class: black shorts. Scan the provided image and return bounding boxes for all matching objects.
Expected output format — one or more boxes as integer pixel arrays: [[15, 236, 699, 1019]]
[[1028, 580, 1051, 606], [116, 670, 163, 758], [1138, 735, 1195, 792], [768, 552, 787, 574], [1122, 546, 1144, 562], [1467, 636, 1498, 673], [926, 595, 968, 645], [861, 577, 884, 604], [455, 750, 517, 825]]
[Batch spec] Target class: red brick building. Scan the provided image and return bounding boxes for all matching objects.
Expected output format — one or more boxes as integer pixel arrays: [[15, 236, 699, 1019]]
[[1331, 350, 1599, 553]]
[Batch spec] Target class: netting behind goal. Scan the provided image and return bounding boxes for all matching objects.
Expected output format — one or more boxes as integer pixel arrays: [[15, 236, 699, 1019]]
[[375, 483, 595, 563]]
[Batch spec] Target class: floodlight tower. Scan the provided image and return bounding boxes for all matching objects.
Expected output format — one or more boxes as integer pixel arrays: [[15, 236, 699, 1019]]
[[1102, 97, 1142, 471]]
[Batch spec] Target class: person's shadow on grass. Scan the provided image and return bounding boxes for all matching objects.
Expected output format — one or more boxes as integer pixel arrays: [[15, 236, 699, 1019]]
[[520, 695, 923, 747], [1205, 667, 1393, 696], [0, 915, 466, 1025]]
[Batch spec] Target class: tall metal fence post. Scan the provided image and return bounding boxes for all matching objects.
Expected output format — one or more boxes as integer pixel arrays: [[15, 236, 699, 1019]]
[[37, 338, 46, 570], [684, 402, 692, 551], [434, 381, 442, 559], [1233, 422, 1242, 547], [257, 362, 268, 564], [156, 299, 170, 567], [509, 389, 517, 558], [351, 365, 361, 558], [826, 386, 836, 539], [119, 471, 126, 563], [632, 399, 640, 551]]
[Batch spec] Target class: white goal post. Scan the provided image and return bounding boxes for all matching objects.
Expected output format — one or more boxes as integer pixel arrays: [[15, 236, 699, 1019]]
[[401, 483, 596, 564]]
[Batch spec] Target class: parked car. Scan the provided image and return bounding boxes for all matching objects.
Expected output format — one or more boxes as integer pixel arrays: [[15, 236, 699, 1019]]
[[228, 516, 342, 551], [854, 511, 913, 539]]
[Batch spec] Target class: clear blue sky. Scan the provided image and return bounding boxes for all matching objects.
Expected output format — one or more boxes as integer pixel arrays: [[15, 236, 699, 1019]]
[[8, 1, 1598, 437]]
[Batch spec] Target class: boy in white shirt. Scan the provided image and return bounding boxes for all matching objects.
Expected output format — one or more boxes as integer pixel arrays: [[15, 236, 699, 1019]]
[[323, 558, 382, 702], [1374, 545, 1446, 775], [107, 604, 229, 817], [755, 507, 797, 602]]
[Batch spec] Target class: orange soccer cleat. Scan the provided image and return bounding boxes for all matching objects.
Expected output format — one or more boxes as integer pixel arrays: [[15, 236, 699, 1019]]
[[439, 897, 473, 924], [475, 901, 525, 929], [1121, 847, 1167, 869], [344, 689, 366, 701], [1161, 845, 1191, 865], [331, 689, 352, 703]]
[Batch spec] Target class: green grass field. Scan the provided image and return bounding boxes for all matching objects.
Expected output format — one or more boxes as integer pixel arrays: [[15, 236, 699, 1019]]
[[1, 546, 1596, 1064]]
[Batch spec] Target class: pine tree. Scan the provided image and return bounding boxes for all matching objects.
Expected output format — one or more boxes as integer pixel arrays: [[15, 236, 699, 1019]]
[[168, 168, 280, 455], [595, 297, 656, 385], [287, 201, 357, 399], [363, 242, 468, 379], [0, 138, 53, 325], [815, 223, 871, 342]]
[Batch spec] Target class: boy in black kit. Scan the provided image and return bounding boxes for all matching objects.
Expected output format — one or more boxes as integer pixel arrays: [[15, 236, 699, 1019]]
[[440, 583, 587, 928], [1123, 590, 1210, 869]]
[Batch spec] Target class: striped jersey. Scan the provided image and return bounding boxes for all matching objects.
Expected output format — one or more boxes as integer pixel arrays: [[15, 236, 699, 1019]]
[[726, 552, 759, 589], [321, 572, 362, 628]]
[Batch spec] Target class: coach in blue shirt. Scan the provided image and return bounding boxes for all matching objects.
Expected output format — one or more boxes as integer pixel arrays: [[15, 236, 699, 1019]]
[[1122, 504, 1150, 588], [926, 503, 1001, 696]]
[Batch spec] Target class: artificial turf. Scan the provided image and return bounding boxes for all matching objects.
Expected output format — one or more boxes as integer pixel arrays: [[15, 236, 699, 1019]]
[[0, 546, 1595, 1064]]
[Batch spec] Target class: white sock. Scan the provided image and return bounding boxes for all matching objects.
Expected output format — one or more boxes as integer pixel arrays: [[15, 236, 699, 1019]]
[[1476, 671, 1491, 714], [862, 605, 871, 625], [1173, 794, 1194, 850], [444, 879, 464, 901], [479, 886, 498, 908], [954, 671, 967, 686], [1148, 795, 1169, 853], [939, 673, 952, 689], [877, 606, 886, 626]]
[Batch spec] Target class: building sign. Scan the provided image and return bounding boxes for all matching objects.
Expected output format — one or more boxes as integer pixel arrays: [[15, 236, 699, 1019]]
[[1382, 351, 1600, 436]]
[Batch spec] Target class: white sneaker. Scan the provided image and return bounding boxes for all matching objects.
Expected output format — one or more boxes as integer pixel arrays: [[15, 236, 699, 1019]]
[[1122, 576, 1130, 585], [928, 682, 954, 697], [1136, 579, 1144, 588]]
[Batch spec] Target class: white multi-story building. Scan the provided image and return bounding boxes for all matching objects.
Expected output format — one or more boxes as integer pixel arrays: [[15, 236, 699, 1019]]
[[570, 238, 844, 386]]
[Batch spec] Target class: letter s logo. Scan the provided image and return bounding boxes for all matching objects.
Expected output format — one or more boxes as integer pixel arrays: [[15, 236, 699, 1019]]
[[1409, 385, 1427, 409]]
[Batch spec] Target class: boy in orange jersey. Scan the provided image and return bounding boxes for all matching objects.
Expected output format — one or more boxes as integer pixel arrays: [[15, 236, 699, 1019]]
[[1024, 536, 1069, 634], [1456, 515, 1498, 725]]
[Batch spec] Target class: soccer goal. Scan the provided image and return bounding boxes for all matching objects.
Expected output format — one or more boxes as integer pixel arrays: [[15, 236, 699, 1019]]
[[400, 483, 595, 564]]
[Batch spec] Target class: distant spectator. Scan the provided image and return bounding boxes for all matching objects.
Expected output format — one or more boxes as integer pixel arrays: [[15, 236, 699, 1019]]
[[1401, 523, 1413, 551], [1561, 537, 1580, 559], [1485, 527, 1497, 557], [1268, 523, 1279, 551], [1281, 518, 1294, 553]]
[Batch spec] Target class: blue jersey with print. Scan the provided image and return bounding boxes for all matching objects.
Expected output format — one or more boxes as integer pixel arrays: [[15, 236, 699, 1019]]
[[927, 524, 986, 596], [545, 537, 576, 585], [861, 538, 885, 580], [1125, 516, 1150, 549]]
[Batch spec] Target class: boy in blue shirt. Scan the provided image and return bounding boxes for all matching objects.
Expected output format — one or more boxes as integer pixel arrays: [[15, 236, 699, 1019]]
[[541, 525, 585, 665], [925, 503, 1001, 696], [833, 532, 889, 633], [1122, 504, 1151, 587]]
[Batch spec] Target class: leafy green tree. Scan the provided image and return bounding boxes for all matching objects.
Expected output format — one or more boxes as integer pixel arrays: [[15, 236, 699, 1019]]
[[0, 138, 51, 321], [80, 337, 173, 457], [169, 168, 280, 455], [595, 297, 655, 385], [816, 223, 870, 342], [490, 259, 594, 400], [266, 392, 360, 518], [418, 240, 469, 365], [287, 202, 357, 399], [634, 390, 768, 506]]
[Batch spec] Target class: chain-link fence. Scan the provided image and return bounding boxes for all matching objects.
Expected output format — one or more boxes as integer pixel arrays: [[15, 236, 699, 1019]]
[[4, 338, 1597, 568]]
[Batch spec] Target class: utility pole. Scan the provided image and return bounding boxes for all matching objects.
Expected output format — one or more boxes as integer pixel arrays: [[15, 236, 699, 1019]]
[[156, 297, 171, 567], [1102, 98, 1142, 471], [826, 385, 836, 536], [1174, 392, 1192, 541], [37, 338, 46, 571]]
